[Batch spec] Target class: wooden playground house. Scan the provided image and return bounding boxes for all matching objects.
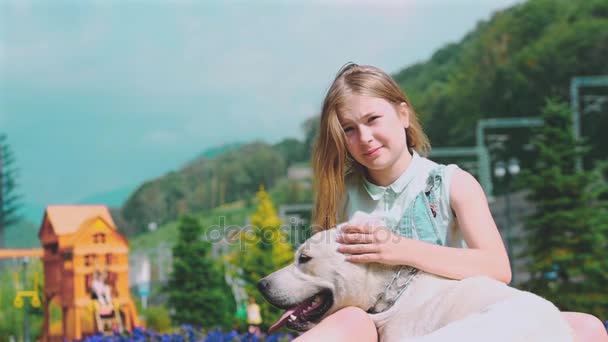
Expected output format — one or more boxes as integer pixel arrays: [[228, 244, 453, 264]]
[[38, 205, 140, 341]]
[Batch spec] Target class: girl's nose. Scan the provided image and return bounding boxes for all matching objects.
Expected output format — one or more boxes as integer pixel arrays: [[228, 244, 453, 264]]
[[358, 125, 373, 143]]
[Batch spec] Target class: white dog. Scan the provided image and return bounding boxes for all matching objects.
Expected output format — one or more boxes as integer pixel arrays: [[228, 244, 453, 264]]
[[258, 212, 575, 342]]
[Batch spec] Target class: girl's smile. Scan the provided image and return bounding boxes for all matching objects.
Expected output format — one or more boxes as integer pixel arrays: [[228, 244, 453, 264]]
[[364, 146, 383, 156]]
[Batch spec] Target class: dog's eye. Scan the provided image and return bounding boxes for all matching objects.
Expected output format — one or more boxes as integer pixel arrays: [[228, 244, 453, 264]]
[[298, 254, 312, 264]]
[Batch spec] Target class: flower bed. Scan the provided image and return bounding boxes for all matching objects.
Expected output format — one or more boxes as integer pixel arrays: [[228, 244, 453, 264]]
[[79, 325, 294, 342]]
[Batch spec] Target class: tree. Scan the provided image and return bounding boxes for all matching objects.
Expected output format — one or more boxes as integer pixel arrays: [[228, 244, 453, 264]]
[[0, 133, 23, 248], [302, 116, 319, 161], [519, 99, 608, 319], [166, 215, 236, 328], [273, 138, 307, 167], [231, 186, 293, 331]]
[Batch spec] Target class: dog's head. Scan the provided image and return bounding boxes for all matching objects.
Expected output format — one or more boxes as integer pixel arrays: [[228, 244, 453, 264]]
[[258, 220, 393, 332]]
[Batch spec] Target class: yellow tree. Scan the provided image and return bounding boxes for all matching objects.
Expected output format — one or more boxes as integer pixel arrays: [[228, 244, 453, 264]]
[[232, 185, 293, 330]]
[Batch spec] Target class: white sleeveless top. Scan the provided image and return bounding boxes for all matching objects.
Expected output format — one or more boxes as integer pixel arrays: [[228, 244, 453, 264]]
[[342, 151, 466, 248]]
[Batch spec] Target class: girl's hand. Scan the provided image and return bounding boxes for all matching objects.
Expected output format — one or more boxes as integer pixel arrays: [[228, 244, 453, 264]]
[[336, 222, 409, 265]]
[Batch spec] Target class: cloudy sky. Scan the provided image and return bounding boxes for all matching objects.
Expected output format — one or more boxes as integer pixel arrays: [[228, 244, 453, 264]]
[[0, 0, 521, 217]]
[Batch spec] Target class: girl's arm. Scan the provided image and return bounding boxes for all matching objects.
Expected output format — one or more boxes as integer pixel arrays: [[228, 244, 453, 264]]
[[337, 169, 512, 283], [404, 169, 511, 283]]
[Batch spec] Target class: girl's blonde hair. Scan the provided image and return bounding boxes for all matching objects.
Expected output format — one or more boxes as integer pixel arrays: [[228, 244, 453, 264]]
[[311, 63, 430, 231]]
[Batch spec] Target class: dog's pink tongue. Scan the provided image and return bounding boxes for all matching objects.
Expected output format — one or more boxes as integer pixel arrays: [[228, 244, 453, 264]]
[[268, 308, 296, 333]]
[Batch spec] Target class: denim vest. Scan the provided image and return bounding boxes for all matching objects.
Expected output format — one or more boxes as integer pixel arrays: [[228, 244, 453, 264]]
[[343, 152, 465, 247]]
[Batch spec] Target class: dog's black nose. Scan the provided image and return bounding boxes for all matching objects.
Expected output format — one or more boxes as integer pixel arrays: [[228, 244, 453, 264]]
[[257, 278, 270, 293]]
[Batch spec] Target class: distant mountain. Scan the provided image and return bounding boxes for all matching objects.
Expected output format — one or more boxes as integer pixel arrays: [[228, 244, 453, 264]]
[[196, 142, 245, 160], [77, 184, 138, 208], [7, 185, 136, 248], [21, 202, 45, 225], [18, 184, 136, 226], [12, 142, 255, 242], [5, 219, 39, 248]]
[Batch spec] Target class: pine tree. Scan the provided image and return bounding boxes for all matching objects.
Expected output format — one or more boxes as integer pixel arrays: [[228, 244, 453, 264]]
[[166, 215, 236, 328], [232, 186, 293, 331], [0, 133, 23, 248], [520, 99, 608, 319]]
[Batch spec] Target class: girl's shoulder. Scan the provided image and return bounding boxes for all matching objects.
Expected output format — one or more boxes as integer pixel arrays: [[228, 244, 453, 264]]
[[417, 155, 460, 185], [419, 156, 462, 203], [420, 156, 460, 180], [417, 155, 440, 173]]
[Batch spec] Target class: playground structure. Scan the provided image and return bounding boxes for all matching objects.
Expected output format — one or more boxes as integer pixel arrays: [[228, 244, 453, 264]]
[[0, 249, 44, 312], [1, 205, 140, 341]]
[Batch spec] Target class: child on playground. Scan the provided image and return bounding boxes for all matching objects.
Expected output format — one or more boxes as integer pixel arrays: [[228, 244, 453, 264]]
[[295, 63, 607, 341], [247, 296, 262, 336], [92, 269, 114, 315]]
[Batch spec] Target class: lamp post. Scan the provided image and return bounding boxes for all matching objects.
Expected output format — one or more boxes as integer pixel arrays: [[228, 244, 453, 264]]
[[136, 255, 151, 310], [494, 158, 520, 284], [476, 118, 543, 199]]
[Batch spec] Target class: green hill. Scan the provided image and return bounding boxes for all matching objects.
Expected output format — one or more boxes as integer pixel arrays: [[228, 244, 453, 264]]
[[394, 0, 607, 164], [118, 140, 308, 237]]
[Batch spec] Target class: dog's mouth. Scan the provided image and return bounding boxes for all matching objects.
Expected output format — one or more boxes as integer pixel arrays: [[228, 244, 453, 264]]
[[268, 288, 334, 333]]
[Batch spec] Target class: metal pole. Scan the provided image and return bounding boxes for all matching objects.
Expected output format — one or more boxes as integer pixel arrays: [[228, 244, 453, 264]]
[[476, 121, 493, 198], [571, 77, 582, 170], [570, 75, 608, 170], [0, 142, 4, 247], [505, 178, 514, 285], [570, 78, 581, 143], [22, 258, 30, 342]]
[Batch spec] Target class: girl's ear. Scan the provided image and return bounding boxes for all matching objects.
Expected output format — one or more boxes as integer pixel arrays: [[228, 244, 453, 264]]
[[398, 102, 410, 129]]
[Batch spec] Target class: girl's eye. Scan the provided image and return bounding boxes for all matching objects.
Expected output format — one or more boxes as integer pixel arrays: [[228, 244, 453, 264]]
[[298, 254, 312, 264], [369, 116, 380, 123], [343, 126, 353, 133]]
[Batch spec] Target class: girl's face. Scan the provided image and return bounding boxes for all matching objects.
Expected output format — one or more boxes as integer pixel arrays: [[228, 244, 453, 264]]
[[338, 94, 411, 185]]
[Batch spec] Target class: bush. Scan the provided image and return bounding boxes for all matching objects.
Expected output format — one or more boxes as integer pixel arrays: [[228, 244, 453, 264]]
[[143, 305, 172, 333]]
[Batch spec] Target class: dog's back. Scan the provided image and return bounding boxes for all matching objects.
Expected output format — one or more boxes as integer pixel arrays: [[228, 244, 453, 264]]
[[373, 274, 575, 342]]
